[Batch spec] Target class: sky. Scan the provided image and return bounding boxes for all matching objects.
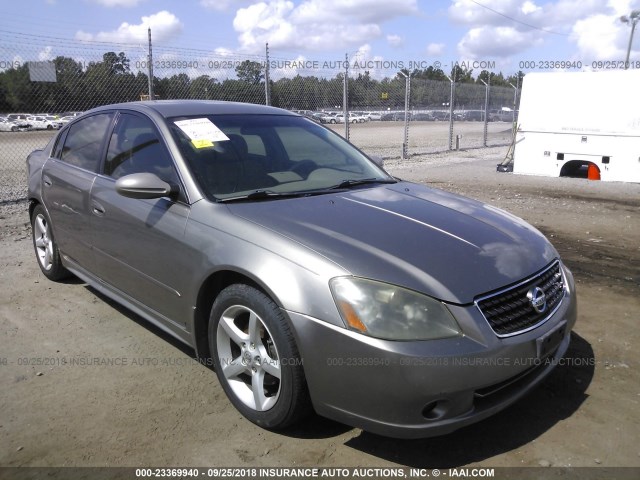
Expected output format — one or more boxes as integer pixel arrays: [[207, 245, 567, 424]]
[[1, 0, 640, 80]]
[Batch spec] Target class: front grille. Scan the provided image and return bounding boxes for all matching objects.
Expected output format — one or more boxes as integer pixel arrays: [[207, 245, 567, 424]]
[[476, 261, 565, 337]]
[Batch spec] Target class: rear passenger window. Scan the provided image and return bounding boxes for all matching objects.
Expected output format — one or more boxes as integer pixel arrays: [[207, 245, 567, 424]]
[[51, 129, 68, 159], [60, 113, 113, 172]]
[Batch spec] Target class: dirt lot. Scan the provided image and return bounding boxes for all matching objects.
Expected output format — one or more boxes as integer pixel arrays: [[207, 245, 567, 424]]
[[0, 144, 639, 471]]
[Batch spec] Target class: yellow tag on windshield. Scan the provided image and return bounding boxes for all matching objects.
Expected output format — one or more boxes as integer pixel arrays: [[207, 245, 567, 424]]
[[192, 139, 214, 149]]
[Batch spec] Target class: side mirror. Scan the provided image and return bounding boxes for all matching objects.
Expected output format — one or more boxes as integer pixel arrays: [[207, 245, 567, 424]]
[[115, 173, 177, 199], [369, 155, 384, 168]]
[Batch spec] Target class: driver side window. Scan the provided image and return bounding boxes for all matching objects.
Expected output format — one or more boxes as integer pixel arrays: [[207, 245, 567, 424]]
[[105, 113, 179, 184]]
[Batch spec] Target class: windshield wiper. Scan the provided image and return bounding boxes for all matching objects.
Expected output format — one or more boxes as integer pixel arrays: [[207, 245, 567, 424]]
[[329, 178, 397, 190], [218, 190, 304, 203], [219, 178, 398, 202]]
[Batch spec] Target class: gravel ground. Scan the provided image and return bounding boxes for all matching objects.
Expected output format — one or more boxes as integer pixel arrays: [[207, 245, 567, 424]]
[[0, 140, 639, 472]]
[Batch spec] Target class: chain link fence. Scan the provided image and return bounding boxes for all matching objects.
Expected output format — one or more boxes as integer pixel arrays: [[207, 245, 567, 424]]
[[1, 35, 520, 202]]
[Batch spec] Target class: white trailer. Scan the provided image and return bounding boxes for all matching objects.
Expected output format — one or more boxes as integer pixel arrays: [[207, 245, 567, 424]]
[[513, 70, 640, 183]]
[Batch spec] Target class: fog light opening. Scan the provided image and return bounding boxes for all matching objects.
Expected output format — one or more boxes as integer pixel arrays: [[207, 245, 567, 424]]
[[422, 400, 449, 420]]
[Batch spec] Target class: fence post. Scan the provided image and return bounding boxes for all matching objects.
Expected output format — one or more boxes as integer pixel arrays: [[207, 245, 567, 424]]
[[343, 53, 349, 141], [509, 79, 518, 126], [480, 78, 489, 147], [399, 71, 410, 159], [446, 74, 455, 150], [264, 43, 271, 106], [509, 78, 520, 146], [147, 28, 154, 100]]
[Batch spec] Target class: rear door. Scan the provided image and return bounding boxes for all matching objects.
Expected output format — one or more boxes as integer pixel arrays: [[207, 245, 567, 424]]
[[42, 112, 114, 273]]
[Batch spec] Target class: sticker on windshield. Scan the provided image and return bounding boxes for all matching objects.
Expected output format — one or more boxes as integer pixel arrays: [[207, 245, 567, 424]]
[[174, 118, 229, 148]]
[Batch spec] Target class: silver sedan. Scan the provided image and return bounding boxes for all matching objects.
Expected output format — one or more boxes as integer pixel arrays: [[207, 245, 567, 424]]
[[27, 100, 577, 438]]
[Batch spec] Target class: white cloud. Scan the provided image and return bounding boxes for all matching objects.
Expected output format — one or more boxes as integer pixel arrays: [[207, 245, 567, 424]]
[[458, 26, 543, 57], [448, 0, 637, 60], [571, 2, 639, 61], [387, 34, 403, 47], [521, 1, 541, 14], [426, 42, 445, 56], [233, 0, 418, 53], [75, 10, 183, 43], [200, 0, 253, 11], [38, 46, 54, 61], [348, 43, 390, 80], [214, 47, 235, 57], [90, 0, 146, 6]]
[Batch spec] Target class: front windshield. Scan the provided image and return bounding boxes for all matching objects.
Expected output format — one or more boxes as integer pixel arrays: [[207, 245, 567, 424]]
[[168, 114, 392, 201]]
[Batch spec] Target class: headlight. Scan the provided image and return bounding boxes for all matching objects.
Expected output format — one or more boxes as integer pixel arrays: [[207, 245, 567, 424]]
[[330, 277, 461, 340]]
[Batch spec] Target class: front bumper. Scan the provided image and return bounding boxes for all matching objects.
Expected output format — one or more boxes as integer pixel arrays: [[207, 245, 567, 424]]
[[288, 267, 577, 439]]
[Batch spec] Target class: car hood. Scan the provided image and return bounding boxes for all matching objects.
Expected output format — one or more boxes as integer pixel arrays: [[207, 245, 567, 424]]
[[228, 182, 558, 304]]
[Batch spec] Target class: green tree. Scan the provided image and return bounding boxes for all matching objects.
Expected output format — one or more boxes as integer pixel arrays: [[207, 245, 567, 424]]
[[102, 51, 130, 75], [235, 60, 264, 85]]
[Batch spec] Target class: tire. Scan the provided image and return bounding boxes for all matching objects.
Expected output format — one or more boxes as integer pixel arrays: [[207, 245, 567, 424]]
[[329, 119, 336, 124], [31, 204, 70, 281], [46, 125, 53, 130], [209, 284, 311, 430], [11, 126, 17, 132]]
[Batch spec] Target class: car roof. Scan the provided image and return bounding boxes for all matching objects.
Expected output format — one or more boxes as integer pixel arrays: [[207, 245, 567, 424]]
[[86, 100, 297, 118]]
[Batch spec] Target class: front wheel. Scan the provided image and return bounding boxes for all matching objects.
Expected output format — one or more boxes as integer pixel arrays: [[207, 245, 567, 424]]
[[31, 204, 70, 280], [209, 284, 311, 430]]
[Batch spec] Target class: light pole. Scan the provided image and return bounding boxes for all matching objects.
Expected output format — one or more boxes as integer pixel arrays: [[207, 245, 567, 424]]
[[620, 10, 640, 69]]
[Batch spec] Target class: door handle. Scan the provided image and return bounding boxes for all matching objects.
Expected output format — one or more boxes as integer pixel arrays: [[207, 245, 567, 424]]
[[91, 201, 106, 217], [43, 175, 52, 187]]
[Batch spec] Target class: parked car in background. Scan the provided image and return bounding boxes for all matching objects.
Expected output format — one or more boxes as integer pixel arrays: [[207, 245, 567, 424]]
[[27, 115, 62, 130], [489, 109, 516, 122], [333, 113, 347, 123], [350, 113, 368, 123], [58, 116, 76, 125], [0, 116, 30, 132], [432, 111, 451, 121], [308, 112, 324, 123], [60, 111, 84, 118], [365, 111, 382, 121], [461, 110, 485, 122], [322, 112, 339, 124], [411, 112, 435, 121], [334, 113, 366, 123], [381, 112, 411, 121], [351, 111, 371, 122], [7, 113, 31, 123], [27, 100, 576, 439]]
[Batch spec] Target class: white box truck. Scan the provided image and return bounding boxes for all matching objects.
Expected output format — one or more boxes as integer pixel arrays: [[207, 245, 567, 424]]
[[513, 70, 640, 182]]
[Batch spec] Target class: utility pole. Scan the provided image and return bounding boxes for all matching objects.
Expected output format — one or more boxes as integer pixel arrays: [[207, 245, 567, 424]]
[[621, 10, 640, 69]]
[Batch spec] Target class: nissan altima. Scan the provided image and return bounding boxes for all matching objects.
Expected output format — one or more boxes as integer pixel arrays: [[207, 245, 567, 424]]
[[27, 100, 577, 438]]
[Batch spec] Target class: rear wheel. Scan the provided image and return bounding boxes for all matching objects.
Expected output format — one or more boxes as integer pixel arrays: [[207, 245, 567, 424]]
[[31, 204, 70, 281], [209, 284, 311, 429]]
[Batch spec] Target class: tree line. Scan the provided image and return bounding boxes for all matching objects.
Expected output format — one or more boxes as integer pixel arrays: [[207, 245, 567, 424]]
[[0, 51, 523, 114]]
